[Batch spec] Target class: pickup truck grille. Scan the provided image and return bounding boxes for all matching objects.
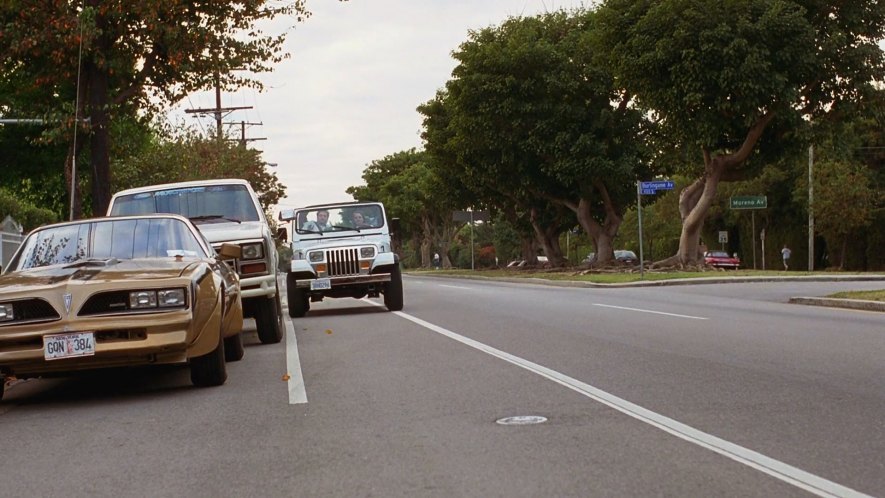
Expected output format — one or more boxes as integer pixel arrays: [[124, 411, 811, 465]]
[[326, 248, 359, 276]]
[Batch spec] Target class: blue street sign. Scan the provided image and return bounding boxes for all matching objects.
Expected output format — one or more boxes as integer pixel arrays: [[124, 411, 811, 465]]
[[640, 180, 674, 190], [641, 188, 657, 195]]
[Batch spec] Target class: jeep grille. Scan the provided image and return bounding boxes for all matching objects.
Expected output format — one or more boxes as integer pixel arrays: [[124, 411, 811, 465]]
[[326, 248, 360, 276]]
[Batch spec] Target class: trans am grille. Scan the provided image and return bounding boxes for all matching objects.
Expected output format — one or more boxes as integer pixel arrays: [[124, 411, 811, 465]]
[[326, 248, 359, 276], [79, 291, 132, 315], [1, 299, 60, 324]]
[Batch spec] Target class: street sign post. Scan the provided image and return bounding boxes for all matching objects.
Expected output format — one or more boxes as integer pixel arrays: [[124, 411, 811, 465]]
[[729, 195, 767, 268], [637, 179, 675, 278]]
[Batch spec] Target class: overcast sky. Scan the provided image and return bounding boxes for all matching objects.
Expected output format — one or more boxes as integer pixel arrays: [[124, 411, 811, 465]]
[[174, 0, 590, 212]]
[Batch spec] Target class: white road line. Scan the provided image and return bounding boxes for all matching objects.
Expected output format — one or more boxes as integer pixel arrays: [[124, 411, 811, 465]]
[[284, 315, 308, 405], [593, 303, 708, 320], [374, 303, 869, 498], [440, 284, 473, 290]]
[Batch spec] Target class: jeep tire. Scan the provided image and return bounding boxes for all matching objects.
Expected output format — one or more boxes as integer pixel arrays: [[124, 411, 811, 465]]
[[287, 274, 310, 318], [384, 264, 404, 311], [255, 288, 284, 344]]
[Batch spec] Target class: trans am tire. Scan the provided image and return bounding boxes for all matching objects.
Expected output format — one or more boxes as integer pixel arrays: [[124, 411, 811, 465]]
[[256, 289, 284, 344], [0, 376, 5, 401], [190, 332, 227, 387], [224, 332, 245, 362], [384, 264, 404, 312]]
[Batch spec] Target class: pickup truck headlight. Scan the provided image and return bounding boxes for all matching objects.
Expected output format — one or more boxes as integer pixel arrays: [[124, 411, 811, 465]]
[[309, 251, 324, 263], [0, 303, 13, 321], [360, 247, 375, 258], [241, 243, 264, 260]]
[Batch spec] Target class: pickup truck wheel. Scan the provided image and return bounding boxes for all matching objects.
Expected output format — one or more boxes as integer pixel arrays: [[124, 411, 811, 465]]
[[384, 265, 404, 311], [255, 290, 284, 344], [223, 332, 245, 362], [190, 331, 227, 387]]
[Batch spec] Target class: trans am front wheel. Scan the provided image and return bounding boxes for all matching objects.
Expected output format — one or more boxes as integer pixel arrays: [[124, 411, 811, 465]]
[[190, 331, 227, 387], [224, 332, 245, 362]]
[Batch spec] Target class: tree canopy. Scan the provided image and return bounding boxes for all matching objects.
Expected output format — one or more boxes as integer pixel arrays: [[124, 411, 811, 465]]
[[595, 0, 885, 265], [0, 0, 309, 216]]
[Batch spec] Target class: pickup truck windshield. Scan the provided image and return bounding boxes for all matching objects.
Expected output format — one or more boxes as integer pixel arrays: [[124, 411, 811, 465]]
[[109, 185, 260, 222]]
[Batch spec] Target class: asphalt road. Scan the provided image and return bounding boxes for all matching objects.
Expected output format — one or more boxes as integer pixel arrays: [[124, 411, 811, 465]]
[[1, 276, 883, 497]]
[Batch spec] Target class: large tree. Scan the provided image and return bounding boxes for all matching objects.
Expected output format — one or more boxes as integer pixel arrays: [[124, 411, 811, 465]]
[[422, 11, 649, 265], [0, 0, 309, 217], [596, 0, 885, 266], [347, 149, 465, 269]]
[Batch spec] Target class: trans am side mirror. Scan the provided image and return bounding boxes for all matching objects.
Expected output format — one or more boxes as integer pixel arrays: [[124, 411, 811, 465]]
[[217, 243, 242, 260]]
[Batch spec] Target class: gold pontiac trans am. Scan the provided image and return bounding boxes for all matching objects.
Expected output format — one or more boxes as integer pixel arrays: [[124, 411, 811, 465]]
[[0, 214, 244, 400]]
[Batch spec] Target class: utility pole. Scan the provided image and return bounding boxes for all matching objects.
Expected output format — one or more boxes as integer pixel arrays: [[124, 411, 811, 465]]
[[224, 120, 265, 146], [184, 63, 251, 141], [808, 145, 814, 271]]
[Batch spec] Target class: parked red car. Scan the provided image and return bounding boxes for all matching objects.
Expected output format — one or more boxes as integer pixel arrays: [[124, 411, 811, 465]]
[[704, 250, 741, 269]]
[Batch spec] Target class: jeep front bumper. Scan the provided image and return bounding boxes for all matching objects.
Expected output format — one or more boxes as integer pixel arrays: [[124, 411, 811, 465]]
[[295, 273, 391, 289]]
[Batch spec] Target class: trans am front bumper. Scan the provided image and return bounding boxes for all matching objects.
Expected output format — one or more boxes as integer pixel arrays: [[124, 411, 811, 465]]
[[0, 308, 220, 378]]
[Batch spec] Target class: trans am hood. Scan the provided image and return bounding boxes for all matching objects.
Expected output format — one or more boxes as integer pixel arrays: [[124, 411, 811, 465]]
[[194, 221, 265, 244], [0, 258, 203, 295]]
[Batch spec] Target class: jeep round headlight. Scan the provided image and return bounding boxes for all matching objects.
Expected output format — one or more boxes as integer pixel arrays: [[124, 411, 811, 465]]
[[241, 243, 264, 260], [360, 247, 375, 258], [309, 251, 324, 263]]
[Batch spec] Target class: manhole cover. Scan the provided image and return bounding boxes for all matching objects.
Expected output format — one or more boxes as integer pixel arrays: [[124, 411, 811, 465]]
[[496, 415, 548, 426]]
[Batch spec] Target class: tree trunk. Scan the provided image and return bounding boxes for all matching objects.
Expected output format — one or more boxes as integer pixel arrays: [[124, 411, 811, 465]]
[[434, 219, 458, 269], [420, 214, 433, 268], [529, 208, 565, 266], [663, 112, 775, 267], [571, 197, 620, 264], [86, 4, 113, 217]]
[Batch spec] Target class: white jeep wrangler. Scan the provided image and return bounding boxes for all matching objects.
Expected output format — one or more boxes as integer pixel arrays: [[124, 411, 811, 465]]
[[107, 179, 285, 352], [279, 202, 403, 317]]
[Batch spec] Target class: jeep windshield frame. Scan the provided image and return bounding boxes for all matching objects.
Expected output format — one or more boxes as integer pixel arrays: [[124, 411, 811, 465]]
[[292, 203, 385, 236]]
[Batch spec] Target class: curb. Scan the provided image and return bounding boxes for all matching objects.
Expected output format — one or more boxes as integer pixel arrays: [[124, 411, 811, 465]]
[[788, 297, 885, 312]]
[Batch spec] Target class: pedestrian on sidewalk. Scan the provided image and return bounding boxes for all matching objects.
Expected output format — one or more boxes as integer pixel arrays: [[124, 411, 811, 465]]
[[781, 244, 791, 270]]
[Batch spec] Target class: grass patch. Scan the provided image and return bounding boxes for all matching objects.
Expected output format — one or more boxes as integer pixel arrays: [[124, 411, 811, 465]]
[[827, 290, 885, 302], [407, 268, 864, 284]]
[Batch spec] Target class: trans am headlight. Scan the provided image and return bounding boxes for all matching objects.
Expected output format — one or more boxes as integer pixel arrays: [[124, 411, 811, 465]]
[[129, 288, 187, 309], [240, 243, 264, 260], [158, 289, 186, 307], [308, 251, 324, 263], [0, 303, 13, 321], [360, 247, 375, 258]]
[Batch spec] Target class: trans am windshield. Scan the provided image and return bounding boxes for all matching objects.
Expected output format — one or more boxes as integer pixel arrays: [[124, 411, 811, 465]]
[[10, 218, 206, 271], [109, 184, 260, 222]]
